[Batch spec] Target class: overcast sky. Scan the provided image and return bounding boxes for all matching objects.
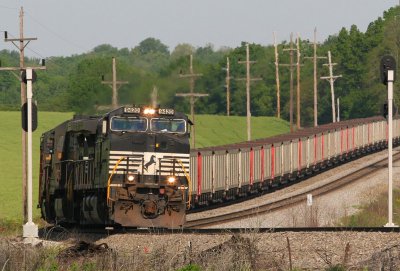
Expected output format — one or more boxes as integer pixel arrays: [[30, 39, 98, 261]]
[[0, 0, 398, 58]]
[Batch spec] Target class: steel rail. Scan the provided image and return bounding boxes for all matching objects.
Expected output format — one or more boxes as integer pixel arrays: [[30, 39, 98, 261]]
[[39, 225, 400, 239]]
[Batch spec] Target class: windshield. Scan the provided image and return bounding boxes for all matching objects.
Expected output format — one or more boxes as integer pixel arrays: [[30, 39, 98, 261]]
[[110, 117, 147, 132], [150, 118, 186, 134]]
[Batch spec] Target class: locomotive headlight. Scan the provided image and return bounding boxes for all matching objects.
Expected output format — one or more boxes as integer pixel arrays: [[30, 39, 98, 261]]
[[127, 174, 135, 182], [167, 176, 176, 185], [143, 108, 156, 115]]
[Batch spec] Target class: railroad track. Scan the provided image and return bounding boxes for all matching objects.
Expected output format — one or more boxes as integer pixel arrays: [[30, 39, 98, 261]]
[[185, 150, 400, 228], [39, 225, 400, 239]]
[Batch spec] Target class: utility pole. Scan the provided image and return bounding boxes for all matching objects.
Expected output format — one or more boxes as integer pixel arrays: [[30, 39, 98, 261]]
[[281, 33, 296, 132], [176, 54, 208, 148], [225, 57, 232, 116], [304, 27, 327, 127], [273, 32, 281, 118], [101, 57, 129, 109], [0, 7, 39, 223], [237, 43, 261, 141], [296, 33, 302, 129], [321, 51, 342, 123]]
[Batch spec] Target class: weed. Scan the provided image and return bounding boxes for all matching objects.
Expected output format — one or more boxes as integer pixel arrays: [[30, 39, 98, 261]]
[[176, 264, 201, 271], [340, 189, 400, 227]]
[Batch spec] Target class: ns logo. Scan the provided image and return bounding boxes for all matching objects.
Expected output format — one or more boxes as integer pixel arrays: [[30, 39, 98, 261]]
[[139, 154, 157, 174]]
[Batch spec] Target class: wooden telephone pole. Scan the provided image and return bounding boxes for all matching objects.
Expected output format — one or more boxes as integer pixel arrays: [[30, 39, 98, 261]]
[[101, 57, 128, 109], [225, 57, 232, 116], [296, 33, 302, 129], [273, 32, 281, 118], [0, 7, 44, 223], [151, 85, 158, 108], [304, 27, 327, 127], [321, 51, 342, 123], [237, 43, 261, 141], [176, 54, 208, 148], [281, 33, 296, 132]]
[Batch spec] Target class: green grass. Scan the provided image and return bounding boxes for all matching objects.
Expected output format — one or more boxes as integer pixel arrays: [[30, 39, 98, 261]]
[[195, 114, 290, 148], [0, 111, 73, 221], [0, 111, 288, 222], [340, 189, 400, 227]]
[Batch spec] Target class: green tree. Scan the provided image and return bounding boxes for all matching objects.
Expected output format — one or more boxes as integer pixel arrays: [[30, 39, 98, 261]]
[[133, 37, 169, 55]]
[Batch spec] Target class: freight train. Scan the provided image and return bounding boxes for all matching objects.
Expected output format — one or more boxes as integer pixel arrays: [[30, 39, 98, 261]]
[[188, 116, 400, 206], [38, 106, 191, 228], [39, 107, 400, 229]]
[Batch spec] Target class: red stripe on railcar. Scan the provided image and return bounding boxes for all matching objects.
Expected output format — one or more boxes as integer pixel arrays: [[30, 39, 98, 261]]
[[261, 147, 265, 181], [250, 148, 254, 185], [271, 145, 275, 179], [352, 127, 355, 150], [347, 128, 349, 153], [197, 152, 202, 196]]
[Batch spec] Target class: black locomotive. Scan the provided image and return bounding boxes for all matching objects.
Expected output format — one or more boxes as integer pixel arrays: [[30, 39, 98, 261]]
[[38, 106, 190, 228]]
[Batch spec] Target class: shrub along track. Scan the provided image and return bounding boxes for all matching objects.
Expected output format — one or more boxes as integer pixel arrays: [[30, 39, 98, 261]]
[[184, 150, 400, 229]]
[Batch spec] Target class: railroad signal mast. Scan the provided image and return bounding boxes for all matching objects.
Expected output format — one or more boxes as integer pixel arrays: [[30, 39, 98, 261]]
[[321, 51, 342, 123], [176, 54, 209, 148], [381, 55, 398, 228], [237, 43, 261, 141], [101, 57, 129, 109]]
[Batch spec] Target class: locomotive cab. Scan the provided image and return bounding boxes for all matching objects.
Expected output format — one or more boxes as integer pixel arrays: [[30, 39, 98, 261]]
[[105, 106, 191, 228], [38, 106, 191, 229]]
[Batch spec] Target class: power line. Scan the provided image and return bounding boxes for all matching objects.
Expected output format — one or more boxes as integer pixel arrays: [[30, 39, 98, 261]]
[[273, 31, 281, 119], [321, 50, 342, 123], [0, 4, 18, 10], [281, 33, 296, 132], [24, 10, 89, 53], [295, 33, 302, 129], [176, 54, 208, 148], [304, 27, 327, 127], [0, 7, 45, 243], [101, 57, 128, 109], [237, 43, 261, 141], [224, 57, 232, 116]]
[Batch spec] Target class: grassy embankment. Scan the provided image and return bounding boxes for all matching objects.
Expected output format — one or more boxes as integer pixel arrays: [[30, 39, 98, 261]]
[[0, 111, 289, 225]]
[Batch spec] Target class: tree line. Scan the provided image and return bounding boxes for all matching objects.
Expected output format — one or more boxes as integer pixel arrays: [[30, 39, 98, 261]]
[[0, 6, 399, 127]]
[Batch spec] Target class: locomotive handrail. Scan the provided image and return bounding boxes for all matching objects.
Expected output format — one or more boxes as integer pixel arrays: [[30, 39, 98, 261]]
[[176, 158, 192, 209], [107, 156, 126, 205]]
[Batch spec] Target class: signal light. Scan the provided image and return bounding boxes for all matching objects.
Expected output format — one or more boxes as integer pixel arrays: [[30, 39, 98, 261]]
[[380, 55, 396, 85], [21, 102, 38, 132]]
